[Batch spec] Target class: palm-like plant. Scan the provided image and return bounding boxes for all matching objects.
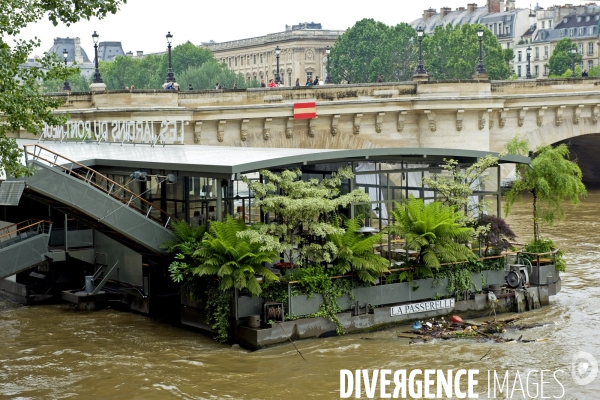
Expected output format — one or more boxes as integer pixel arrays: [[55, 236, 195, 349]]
[[387, 196, 475, 269], [163, 219, 206, 283], [328, 217, 390, 284], [193, 216, 279, 297]]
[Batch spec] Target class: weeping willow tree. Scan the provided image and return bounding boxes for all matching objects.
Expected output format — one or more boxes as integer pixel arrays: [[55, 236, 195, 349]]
[[505, 137, 587, 242]]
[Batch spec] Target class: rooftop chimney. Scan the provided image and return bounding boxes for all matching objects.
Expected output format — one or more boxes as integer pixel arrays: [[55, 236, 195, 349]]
[[506, 0, 516, 10], [487, 0, 500, 13], [423, 8, 436, 20], [467, 3, 478, 14], [441, 7, 452, 17]]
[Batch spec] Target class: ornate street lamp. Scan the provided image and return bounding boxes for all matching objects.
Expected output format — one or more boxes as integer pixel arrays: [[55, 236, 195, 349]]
[[275, 46, 281, 84], [475, 28, 487, 75], [92, 31, 103, 83], [415, 27, 427, 75], [570, 46, 577, 77], [165, 32, 176, 83], [325, 46, 332, 84], [526, 46, 532, 79], [62, 49, 71, 91]]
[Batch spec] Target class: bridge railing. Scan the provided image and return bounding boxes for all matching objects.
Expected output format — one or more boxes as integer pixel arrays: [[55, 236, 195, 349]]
[[0, 219, 52, 249], [23, 144, 174, 229]]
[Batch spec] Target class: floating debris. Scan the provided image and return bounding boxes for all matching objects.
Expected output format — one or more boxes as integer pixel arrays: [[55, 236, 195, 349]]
[[398, 316, 553, 344]]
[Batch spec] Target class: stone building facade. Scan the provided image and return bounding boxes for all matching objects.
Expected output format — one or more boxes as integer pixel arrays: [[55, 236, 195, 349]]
[[409, 1, 531, 52], [203, 23, 343, 85], [515, 4, 600, 78]]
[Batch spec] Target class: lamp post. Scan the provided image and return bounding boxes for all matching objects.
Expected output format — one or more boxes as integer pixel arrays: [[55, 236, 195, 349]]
[[165, 32, 176, 83], [62, 49, 71, 91], [415, 27, 426, 75], [275, 46, 281, 85], [526, 46, 532, 79], [92, 31, 103, 83], [570, 46, 577, 77], [325, 46, 332, 83], [475, 27, 486, 75]]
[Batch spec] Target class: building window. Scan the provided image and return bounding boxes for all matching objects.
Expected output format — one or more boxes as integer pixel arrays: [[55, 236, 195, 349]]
[[578, 27, 584, 36], [579, 43, 584, 55], [518, 66, 522, 77], [589, 27, 595, 35], [507, 42, 511, 49], [241, 57, 243, 66], [260, 54, 263, 64], [253, 55, 256, 64], [234, 58, 237, 66], [307, 71, 313, 81], [544, 65, 549, 76], [560, 30, 565, 38], [542, 21, 545, 29], [589, 60, 594, 70], [535, 65, 539, 76], [228, 58, 231, 67], [544, 45, 549, 56], [535, 47, 539, 60], [518, 51, 522, 62], [588, 42, 594, 55], [569, 28, 574, 37]]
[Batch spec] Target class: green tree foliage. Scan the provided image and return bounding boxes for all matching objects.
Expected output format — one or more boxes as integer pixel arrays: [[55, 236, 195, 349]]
[[422, 155, 500, 230], [98, 54, 163, 90], [241, 167, 370, 267], [388, 196, 476, 269], [329, 19, 418, 83], [41, 69, 91, 92], [548, 38, 581, 77], [588, 66, 600, 76], [194, 217, 278, 297], [505, 137, 587, 241], [476, 215, 516, 255], [163, 219, 206, 281], [98, 42, 253, 90], [2, 0, 124, 177], [328, 217, 389, 283], [422, 24, 510, 80], [178, 61, 257, 90]]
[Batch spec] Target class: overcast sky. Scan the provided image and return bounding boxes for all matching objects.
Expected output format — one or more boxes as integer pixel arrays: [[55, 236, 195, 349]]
[[20, 0, 579, 57]]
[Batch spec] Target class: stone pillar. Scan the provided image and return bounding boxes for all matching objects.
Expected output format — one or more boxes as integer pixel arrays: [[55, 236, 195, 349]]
[[412, 73, 429, 82]]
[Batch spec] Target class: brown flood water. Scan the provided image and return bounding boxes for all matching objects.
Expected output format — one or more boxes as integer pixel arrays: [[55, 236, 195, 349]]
[[1, 191, 600, 399]]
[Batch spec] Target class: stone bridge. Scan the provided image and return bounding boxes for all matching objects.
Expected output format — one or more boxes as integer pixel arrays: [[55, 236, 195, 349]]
[[21, 78, 600, 182]]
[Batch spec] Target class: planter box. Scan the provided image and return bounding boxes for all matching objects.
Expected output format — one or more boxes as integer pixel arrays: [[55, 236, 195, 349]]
[[351, 282, 411, 308], [410, 278, 439, 302], [483, 270, 506, 287], [529, 264, 559, 286], [237, 295, 264, 319], [471, 273, 483, 292]]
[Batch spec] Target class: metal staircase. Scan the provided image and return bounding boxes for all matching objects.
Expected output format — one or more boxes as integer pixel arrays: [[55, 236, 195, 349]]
[[12, 145, 174, 256], [0, 220, 52, 280]]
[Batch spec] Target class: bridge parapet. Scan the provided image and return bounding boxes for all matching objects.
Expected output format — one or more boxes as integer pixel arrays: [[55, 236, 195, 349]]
[[27, 78, 600, 175]]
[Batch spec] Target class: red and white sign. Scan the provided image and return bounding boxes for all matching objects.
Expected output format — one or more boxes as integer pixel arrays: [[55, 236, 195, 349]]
[[293, 102, 316, 119]]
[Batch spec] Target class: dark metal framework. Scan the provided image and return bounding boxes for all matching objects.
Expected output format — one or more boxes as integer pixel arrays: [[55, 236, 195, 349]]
[[92, 31, 103, 84]]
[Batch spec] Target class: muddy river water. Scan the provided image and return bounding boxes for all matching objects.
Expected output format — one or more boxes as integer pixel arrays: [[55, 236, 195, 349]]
[[1, 191, 600, 399]]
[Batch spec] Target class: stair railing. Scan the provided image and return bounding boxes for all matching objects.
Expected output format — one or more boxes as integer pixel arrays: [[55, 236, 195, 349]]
[[23, 144, 174, 229]]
